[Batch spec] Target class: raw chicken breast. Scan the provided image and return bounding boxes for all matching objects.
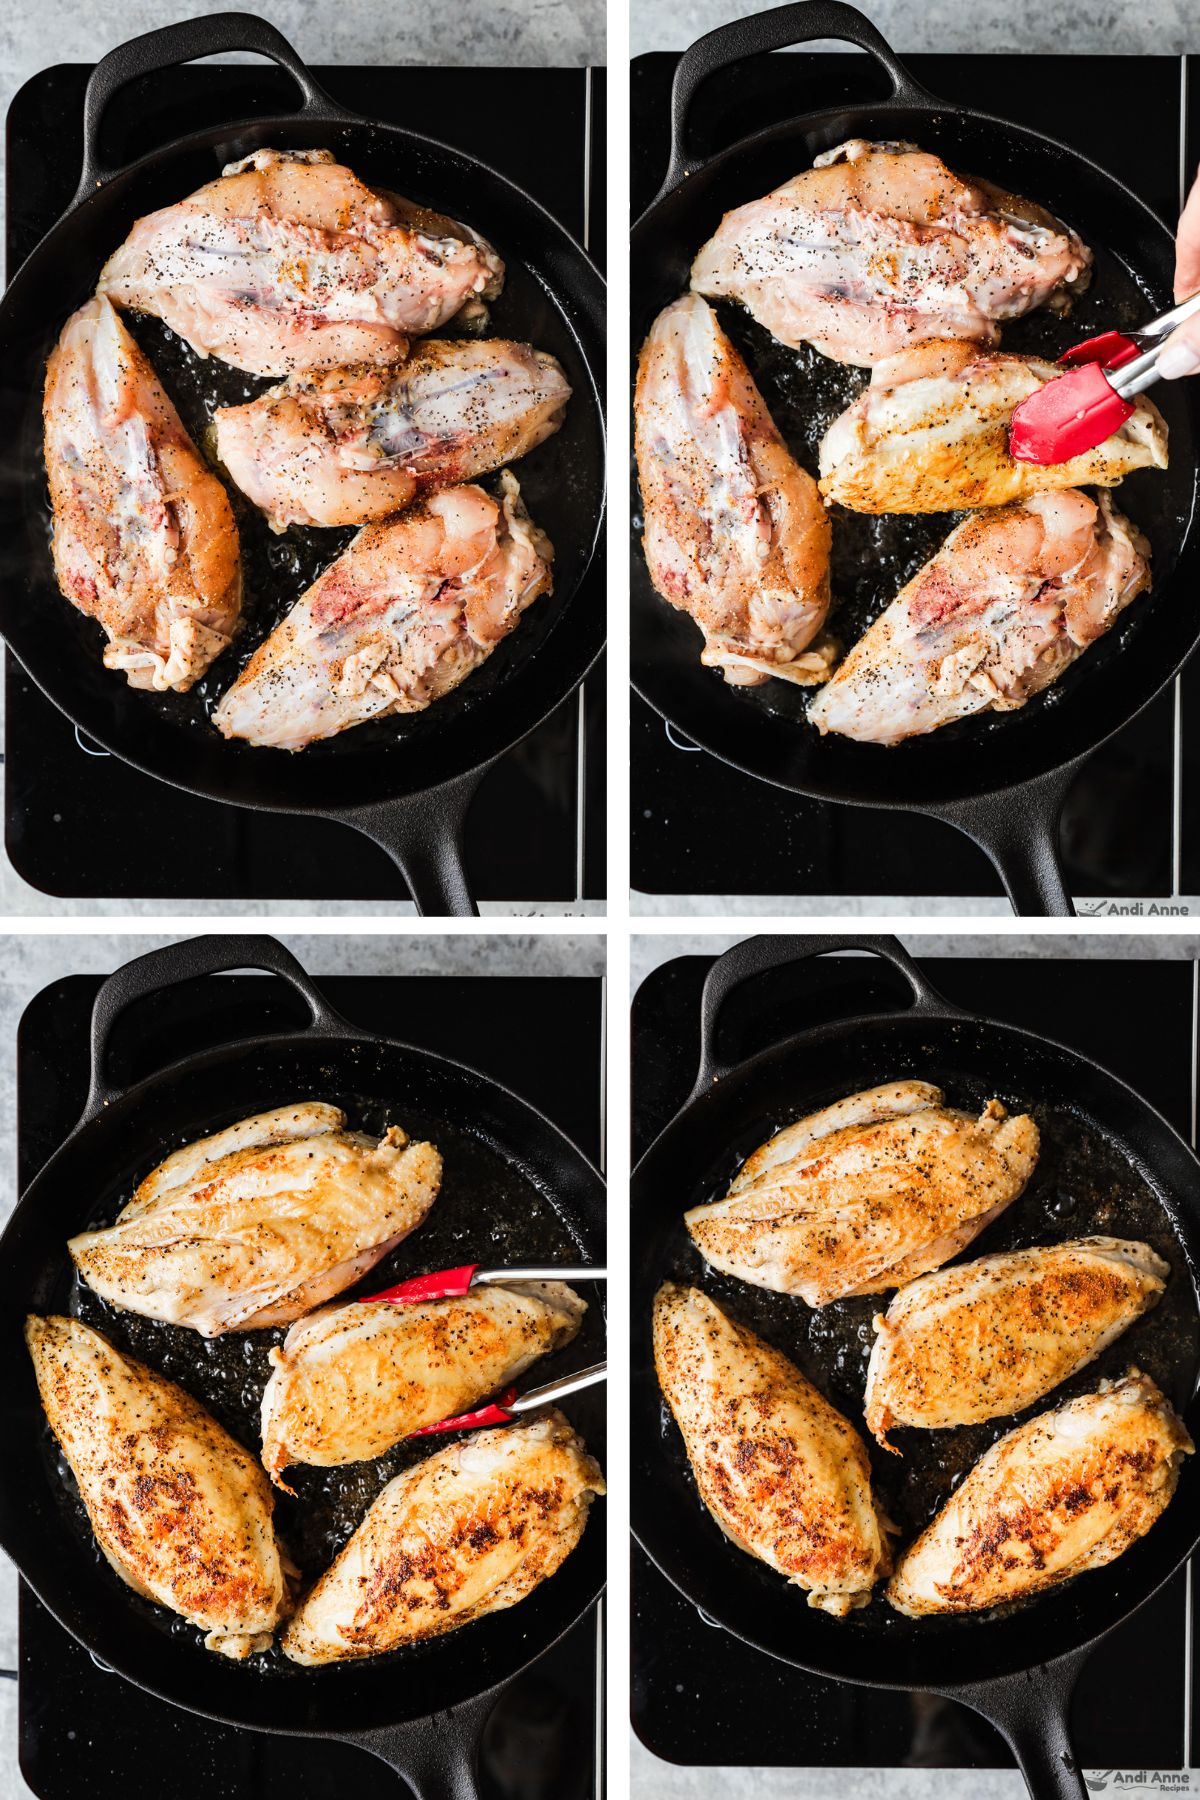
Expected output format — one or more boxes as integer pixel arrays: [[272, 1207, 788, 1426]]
[[26, 1315, 292, 1658], [212, 475, 552, 751], [43, 295, 241, 692], [281, 1411, 604, 1663], [810, 490, 1151, 745], [260, 1279, 586, 1488], [685, 1079, 1039, 1306], [68, 1102, 442, 1335], [819, 340, 1167, 513], [99, 148, 502, 377], [691, 139, 1090, 366], [213, 338, 570, 530], [865, 1237, 1169, 1448], [653, 1284, 892, 1615], [635, 293, 833, 686], [888, 1372, 1192, 1615]]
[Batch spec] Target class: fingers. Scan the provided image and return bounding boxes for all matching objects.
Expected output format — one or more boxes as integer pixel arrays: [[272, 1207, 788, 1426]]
[[1157, 319, 1200, 380], [1175, 166, 1200, 301]]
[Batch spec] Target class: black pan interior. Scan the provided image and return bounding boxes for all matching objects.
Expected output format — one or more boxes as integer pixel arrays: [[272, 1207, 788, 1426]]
[[0, 113, 605, 809], [631, 104, 1200, 807], [631, 1008, 1200, 1690], [0, 1030, 606, 1735]]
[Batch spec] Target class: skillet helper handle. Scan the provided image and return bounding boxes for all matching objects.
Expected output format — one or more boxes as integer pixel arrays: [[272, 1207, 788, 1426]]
[[930, 765, 1081, 918], [939, 1655, 1089, 1800], [345, 766, 489, 918], [666, 0, 937, 187], [84, 932, 353, 1120], [346, 1685, 504, 1800], [73, 11, 343, 206], [691, 932, 961, 1098]]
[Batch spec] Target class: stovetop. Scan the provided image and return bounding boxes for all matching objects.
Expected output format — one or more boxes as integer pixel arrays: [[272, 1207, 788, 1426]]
[[631, 51, 1200, 906], [5, 61, 606, 905], [16, 965, 605, 1799], [631, 950, 1199, 1771]]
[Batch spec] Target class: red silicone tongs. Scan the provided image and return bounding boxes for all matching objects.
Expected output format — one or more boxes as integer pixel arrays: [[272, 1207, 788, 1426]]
[[1010, 290, 1200, 465]]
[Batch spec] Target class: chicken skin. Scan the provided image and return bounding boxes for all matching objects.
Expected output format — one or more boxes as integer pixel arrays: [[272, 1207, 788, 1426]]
[[43, 295, 241, 692], [635, 294, 834, 686], [810, 491, 1151, 745], [99, 149, 502, 377], [213, 476, 552, 751], [26, 1315, 292, 1658], [260, 1279, 586, 1489], [213, 337, 570, 531], [865, 1237, 1169, 1449], [685, 1080, 1039, 1306], [281, 1411, 604, 1664], [887, 1372, 1192, 1615], [653, 1284, 892, 1615], [69, 1102, 442, 1335], [691, 139, 1091, 367], [819, 340, 1168, 514]]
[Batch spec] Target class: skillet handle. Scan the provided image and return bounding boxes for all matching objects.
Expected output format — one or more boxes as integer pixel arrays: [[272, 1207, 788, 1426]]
[[342, 1686, 502, 1799], [930, 766, 1081, 917], [73, 11, 346, 207], [691, 932, 962, 1098], [938, 1654, 1089, 1800], [344, 767, 490, 917], [665, 0, 937, 188], [83, 933, 353, 1120]]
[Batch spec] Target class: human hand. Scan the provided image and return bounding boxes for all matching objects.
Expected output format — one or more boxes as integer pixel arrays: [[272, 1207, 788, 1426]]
[[1160, 165, 1200, 378]]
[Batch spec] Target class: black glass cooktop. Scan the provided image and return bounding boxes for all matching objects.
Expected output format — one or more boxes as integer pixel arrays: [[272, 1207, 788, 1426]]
[[631, 51, 1200, 906], [5, 61, 605, 904], [631, 949, 1198, 1772], [17, 965, 605, 1799]]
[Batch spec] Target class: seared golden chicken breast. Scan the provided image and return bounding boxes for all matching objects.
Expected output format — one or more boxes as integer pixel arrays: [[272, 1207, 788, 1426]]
[[685, 1080, 1039, 1306], [653, 1284, 891, 1615], [819, 340, 1167, 514], [888, 1372, 1192, 1615], [26, 1315, 292, 1658], [69, 1102, 442, 1335], [43, 295, 241, 692], [810, 490, 1151, 744], [635, 293, 834, 686], [99, 148, 502, 377], [691, 138, 1090, 367], [865, 1236, 1169, 1448], [281, 1410, 604, 1664], [260, 1279, 586, 1488]]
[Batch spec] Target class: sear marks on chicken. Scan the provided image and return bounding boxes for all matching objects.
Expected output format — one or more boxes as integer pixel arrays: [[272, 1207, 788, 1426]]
[[281, 1410, 604, 1663], [635, 293, 834, 686], [68, 1102, 442, 1336], [690, 139, 1091, 368], [810, 490, 1151, 745], [887, 1371, 1192, 1615], [864, 1237, 1169, 1450], [43, 295, 241, 692], [685, 1079, 1040, 1306], [260, 1279, 586, 1489], [98, 148, 503, 378], [212, 474, 553, 751], [213, 338, 570, 531], [653, 1283, 893, 1615], [819, 339, 1167, 514], [26, 1314, 293, 1657]]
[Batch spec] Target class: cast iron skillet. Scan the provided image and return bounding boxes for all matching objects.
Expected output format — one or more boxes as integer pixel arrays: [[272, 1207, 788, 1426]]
[[0, 14, 606, 916], [0, 935, 606, 1799], [630, 0, 1200, 916], [631, 933, 1200, 1799]]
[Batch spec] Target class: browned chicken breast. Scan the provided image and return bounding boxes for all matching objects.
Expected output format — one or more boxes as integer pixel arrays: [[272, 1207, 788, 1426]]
[[260, 1279, 586, 1488], [691, 138, 1090, 367], [69, 1102, 442, 1335], [281, 1410, 604, 1664], [888, 1372, 1192, 1616], [685, 1080, 1039, 1306], [653, 1284, 892, 1615], [864, 1237, 1169, 1449], [43, 295, 241, 692], [635, 293, 834, 686], [819, 340, 1167, 514], [26, 1315, 292, 1658]]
